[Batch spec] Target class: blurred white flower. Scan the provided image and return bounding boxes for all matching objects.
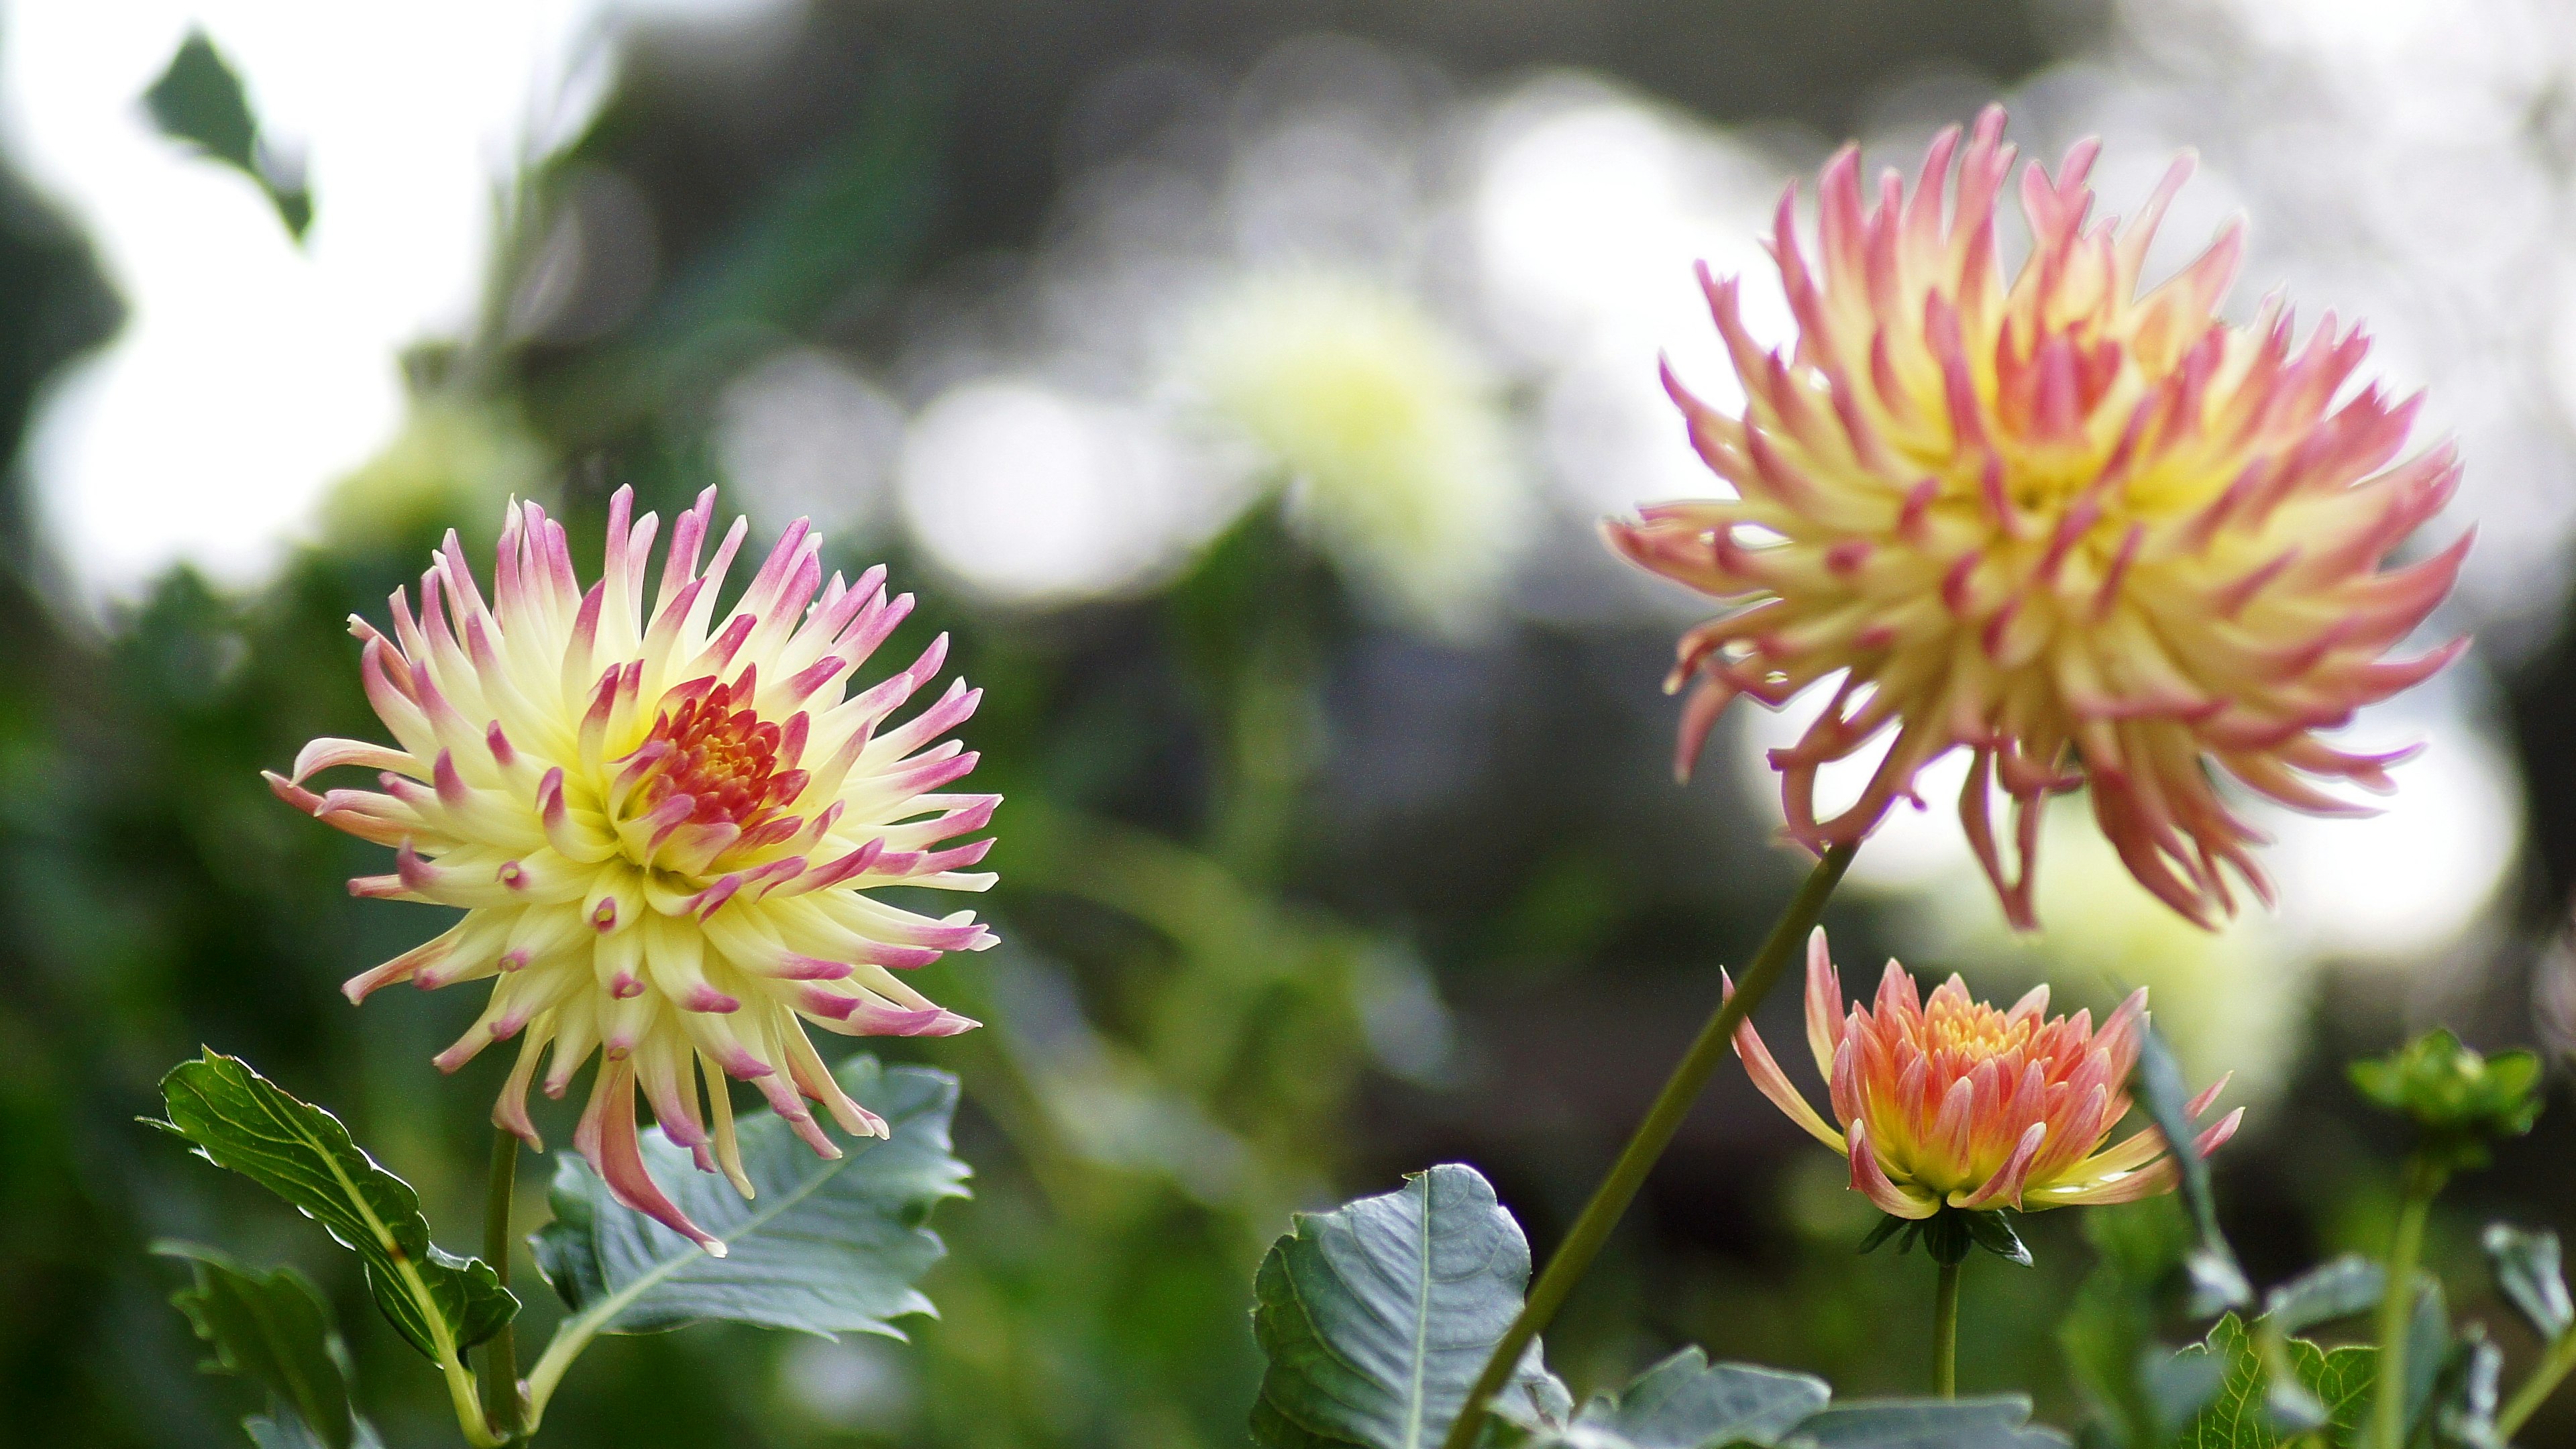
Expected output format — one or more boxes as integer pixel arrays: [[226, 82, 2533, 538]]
[[1177, 269, 1525, 634], [898, 378, 1240, 605]]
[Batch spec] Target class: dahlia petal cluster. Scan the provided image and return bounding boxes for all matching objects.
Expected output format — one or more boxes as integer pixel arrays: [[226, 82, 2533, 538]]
[[1606, 105, 2467, 927], [270, 487, 996, 1250], [1731, 929, 2241, 1217]]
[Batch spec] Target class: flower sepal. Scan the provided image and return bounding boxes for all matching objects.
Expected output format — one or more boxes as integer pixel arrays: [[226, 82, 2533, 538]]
[[1860, 1205, 2034, 1268]]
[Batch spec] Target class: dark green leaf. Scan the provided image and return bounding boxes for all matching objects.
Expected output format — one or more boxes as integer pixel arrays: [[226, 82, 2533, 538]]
[[1786, 1397, 2070, 1448], [140, 30, 311, 238], [155, 1051, 515, 1362], [1859, 1216, 1911, 1255], [531, 1054, 967, 1340], [2261, 1255, 2384, 1336], [1250, 1163, 1567, 1449], [2481, 1224, 2572, 1340], [156, 1242, 364, 1449], [2134, 1028, 2248, 1316], [1963, 1212, 2033, 1269]]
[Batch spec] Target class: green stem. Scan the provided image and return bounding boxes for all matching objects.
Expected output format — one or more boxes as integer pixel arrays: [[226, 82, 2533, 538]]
[[478, 1128, 525, 1444], [2369, 1158, 2441, 1449], [1933, 1257, 1962, 1399], [2497, 1324, 2576, 1441], [1439, 841, 1860, 1449]]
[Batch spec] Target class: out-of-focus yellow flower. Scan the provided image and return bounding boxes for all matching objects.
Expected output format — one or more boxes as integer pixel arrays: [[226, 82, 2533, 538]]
[[1607, 105, 2467, 928], [269, 488, 995, 1250], [1731, 928, 2240, 1218], [1183, 269, 1524, 633]]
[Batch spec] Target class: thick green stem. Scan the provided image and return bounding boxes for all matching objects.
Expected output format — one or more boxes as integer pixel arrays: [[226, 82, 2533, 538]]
[[2497, 1324, 2576, 1441], [2369, 1159, 2441, 1449], [479, 1127, 525, 1444], [1933, 1257, 1962, 1399], [1439, 842, 1860, 1449]]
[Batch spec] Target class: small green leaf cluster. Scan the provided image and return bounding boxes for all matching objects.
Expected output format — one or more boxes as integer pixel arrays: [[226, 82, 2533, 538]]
[[1247, 1163, 2070, 1449], [2347, 1031, 2542, 1175]]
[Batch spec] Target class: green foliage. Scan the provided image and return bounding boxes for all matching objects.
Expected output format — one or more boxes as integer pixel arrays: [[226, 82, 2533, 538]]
[[157, 1242, 376, 1449], [1260, 1166, 2073, 1449], [2347, 1032, 2542, 1174], [153, 1050, 517, 1362], [140, 29, 312, 238], [2480, 1225, 2571, 1341], [2167, 1315, 2373, 1449], [1249, 1163, 1567, 1449], [529, 1055, 967, 1340], [2060, 1198, 2197, 1448]]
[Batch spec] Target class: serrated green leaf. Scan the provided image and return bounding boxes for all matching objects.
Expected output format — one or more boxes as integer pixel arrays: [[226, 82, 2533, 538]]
[[2262, 1256, 2384, 1337], [140, 29, 311, 238], [1786, 1396, 2070, 1448], [1497, 1347, 1829, 1448], [156, 1242, 366, 1449], [156, 1051, 515, 1362], [1250, 1163, 1567, 1449], [2169, 1314, 2375, 1449], [2481, 1224, 2571, 1341], [530, 1054, 967, 1340]]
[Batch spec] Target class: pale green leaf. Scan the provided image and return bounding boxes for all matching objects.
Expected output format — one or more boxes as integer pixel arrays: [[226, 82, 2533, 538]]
[[1786, 1397, 2069, 1448], [529, 1054, 967, 1340], [1249, 1163, 1567, 1449], [1497, 1347, 1827, 1448]]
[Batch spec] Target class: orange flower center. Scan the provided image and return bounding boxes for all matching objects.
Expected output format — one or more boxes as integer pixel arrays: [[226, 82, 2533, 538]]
[[631, 680, 802, 832], [1916, 999, 2033, 1063]]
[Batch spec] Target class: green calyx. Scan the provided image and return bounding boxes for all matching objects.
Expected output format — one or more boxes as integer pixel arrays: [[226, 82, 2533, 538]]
[[1862, 1205, 2034, 1267], [2348, 1029, 2542, 1173]]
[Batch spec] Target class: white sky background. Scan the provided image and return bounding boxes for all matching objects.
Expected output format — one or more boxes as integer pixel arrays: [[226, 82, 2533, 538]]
[[0, 0, 759, 602]]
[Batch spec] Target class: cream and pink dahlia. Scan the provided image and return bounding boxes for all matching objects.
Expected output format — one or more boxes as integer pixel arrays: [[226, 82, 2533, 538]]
[[268, 488, 996, 1250], [1607, 105, 2467, 928], [1733, 930, 2240, 1217]]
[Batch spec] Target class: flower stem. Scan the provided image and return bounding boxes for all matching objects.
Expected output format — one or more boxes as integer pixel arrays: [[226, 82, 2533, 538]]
[[479, 1126, 525, 1444], [1438, 841, 1859, 1449], [2369, 1157, 2443, 1449], [1933, 1256, 1962, 1399], [2497, 1322, 2576, 1440]]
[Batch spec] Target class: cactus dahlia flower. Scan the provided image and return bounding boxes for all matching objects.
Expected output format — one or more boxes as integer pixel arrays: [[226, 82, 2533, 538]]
[[268, 488, 996, 1251], [1606, 105, 2468, 928], [1730, 929, 2241, 1217]]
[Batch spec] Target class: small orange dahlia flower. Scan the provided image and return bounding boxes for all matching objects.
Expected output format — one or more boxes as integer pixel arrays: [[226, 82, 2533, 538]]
[[1607, 105, 2467, 928], [269, 488, 996, 1250], [1730, 929, 2241, 1218]]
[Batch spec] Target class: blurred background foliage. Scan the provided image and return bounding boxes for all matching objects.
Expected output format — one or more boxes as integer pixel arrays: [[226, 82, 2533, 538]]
[[4, 0, 2576, 1445]]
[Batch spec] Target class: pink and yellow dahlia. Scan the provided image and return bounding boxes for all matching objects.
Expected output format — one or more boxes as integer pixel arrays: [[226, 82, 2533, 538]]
[[1731, 929, 2241, 1218], [268, 488, 996, 1250], [1607, 105, 2467, 928]]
